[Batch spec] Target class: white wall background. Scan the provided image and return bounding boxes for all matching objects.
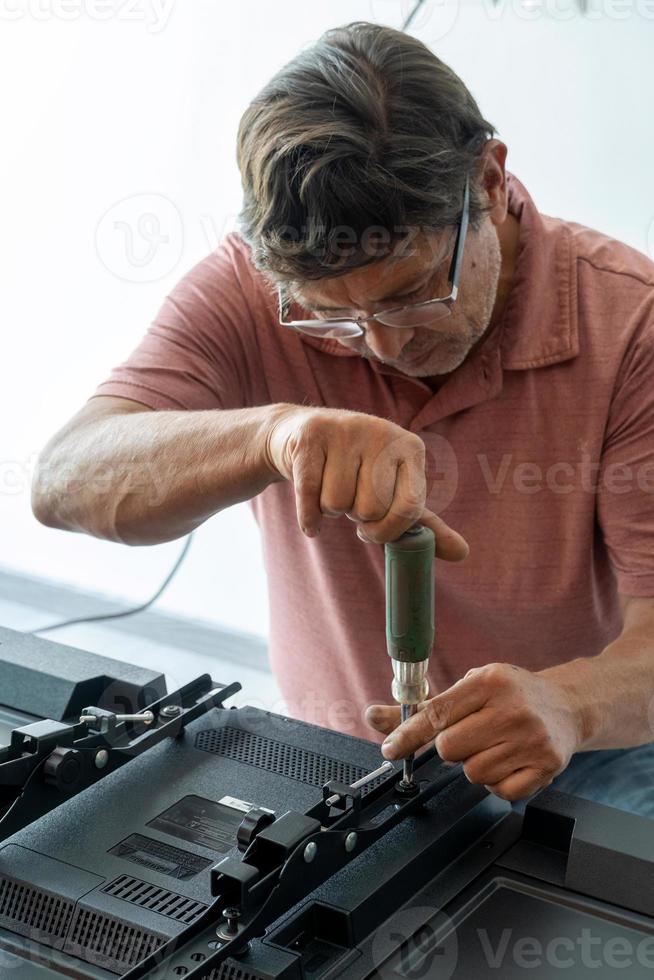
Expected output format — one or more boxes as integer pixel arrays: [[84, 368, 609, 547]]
[[1, 0, 653, 640]]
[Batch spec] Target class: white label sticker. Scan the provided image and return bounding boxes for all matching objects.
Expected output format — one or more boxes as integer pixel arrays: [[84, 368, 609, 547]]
[[218, 796, 252, 813]]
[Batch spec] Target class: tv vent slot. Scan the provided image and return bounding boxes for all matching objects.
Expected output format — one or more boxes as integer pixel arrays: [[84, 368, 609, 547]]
[[0, 875, 73, 947], [102, 875, 207, 924], [195, 726, 380, 791], [65, 906, 165, 970], [205, 965, 269, 980]]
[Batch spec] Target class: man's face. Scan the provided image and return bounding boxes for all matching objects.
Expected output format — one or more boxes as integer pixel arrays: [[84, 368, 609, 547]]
[[289, 217, 503, 378]]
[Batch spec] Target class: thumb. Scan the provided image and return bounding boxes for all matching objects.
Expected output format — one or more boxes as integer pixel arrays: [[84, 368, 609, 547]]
[[419, 509, 469, 562], [365, 703, 402, 736]]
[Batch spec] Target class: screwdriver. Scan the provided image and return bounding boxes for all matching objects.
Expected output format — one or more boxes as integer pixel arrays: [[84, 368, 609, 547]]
[[385, 525, 435, 791]]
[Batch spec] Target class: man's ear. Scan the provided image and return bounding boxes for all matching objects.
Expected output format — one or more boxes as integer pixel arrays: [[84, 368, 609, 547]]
[[478, 140, 509, 227]]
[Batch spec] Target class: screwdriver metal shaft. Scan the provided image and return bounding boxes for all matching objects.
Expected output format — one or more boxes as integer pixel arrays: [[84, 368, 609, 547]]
[[401, 703, 416, 786]]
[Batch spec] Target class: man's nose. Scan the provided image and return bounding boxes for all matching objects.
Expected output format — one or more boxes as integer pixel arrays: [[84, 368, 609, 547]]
[[363, 323, 415, 361]]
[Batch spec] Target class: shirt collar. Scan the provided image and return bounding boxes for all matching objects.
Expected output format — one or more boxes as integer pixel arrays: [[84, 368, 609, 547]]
[[498, 173, 579, 370]]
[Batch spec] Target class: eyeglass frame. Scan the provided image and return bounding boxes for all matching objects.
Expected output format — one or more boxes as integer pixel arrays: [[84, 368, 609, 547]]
[[276, 174, 470, 337]]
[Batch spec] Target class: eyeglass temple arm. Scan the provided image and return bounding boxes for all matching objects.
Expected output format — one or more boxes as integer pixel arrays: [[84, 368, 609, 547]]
[[277, 283, 292, 322], [447, 175, 470, 292]]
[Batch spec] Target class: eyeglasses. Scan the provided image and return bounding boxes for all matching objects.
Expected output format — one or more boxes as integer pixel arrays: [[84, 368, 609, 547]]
[[277, 175, 470, 339]]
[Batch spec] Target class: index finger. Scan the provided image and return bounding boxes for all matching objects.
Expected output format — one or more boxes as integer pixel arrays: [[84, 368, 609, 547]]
[[292, 446, 326, 537], [380, 677, 487, 761]]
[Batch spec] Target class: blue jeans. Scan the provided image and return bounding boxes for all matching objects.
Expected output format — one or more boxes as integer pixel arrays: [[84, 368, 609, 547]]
[[511, 743, 654, 819]]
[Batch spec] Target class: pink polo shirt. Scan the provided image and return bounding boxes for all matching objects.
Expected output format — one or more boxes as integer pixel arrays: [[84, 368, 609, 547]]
[[92, 175, 654, 741]]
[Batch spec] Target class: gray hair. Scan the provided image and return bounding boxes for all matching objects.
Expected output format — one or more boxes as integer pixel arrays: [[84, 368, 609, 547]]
[[236, 21, 495, 283]]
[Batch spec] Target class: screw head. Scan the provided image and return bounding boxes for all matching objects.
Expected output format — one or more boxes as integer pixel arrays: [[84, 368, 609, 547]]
[[161, 704, 182, 719], [303, 842, 318, 863], [345, 832, 358, 853], [215, 906, 242, 942], [94, 749, 109, 770]]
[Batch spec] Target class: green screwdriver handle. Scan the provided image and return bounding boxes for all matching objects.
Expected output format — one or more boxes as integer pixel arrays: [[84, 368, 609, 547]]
[[385, 525, 435, 665]]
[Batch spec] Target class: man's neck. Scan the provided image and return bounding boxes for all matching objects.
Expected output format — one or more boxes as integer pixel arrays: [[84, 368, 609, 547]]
[[492, 211, 521, 326]]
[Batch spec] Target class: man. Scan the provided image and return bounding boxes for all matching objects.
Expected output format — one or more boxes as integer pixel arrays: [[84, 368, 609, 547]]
[[33, 23, 654, 816]]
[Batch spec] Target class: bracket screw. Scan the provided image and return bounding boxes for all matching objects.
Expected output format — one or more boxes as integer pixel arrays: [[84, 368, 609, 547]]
[[161, 705, 182, 719], [94, 750, 109, 770], [303, 842, 318, 863], [220, 906, 241, 937], [344, 832, 358, 853]]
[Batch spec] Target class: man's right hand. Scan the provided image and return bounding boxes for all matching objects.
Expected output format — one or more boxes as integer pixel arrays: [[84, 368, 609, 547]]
[[264, 405, 469, 558]]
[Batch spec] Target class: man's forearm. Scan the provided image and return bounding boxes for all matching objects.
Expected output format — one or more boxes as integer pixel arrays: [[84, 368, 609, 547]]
[[32, 403, 291, 545], [540, 597, 654, 751]]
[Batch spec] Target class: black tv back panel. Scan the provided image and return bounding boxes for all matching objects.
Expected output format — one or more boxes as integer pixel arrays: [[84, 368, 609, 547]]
[[1, 628, 653, 980]]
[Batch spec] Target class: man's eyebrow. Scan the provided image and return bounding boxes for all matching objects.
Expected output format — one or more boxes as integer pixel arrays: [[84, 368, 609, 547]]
[[293, 270, 431, 313]]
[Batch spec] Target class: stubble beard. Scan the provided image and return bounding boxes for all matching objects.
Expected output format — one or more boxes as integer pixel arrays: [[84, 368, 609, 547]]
[[360, 226, 503, 378]]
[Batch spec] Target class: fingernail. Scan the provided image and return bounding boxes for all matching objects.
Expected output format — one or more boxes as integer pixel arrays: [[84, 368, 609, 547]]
[[357, 530, 373, 544]]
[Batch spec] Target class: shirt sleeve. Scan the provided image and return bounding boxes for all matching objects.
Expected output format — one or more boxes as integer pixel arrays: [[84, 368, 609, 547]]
[[91, 235, 259, 411], [597, 308, 654, 596]]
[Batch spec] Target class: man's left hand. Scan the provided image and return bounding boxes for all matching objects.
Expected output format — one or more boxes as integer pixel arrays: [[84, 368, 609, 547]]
[[366, 663, 586, 802]]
